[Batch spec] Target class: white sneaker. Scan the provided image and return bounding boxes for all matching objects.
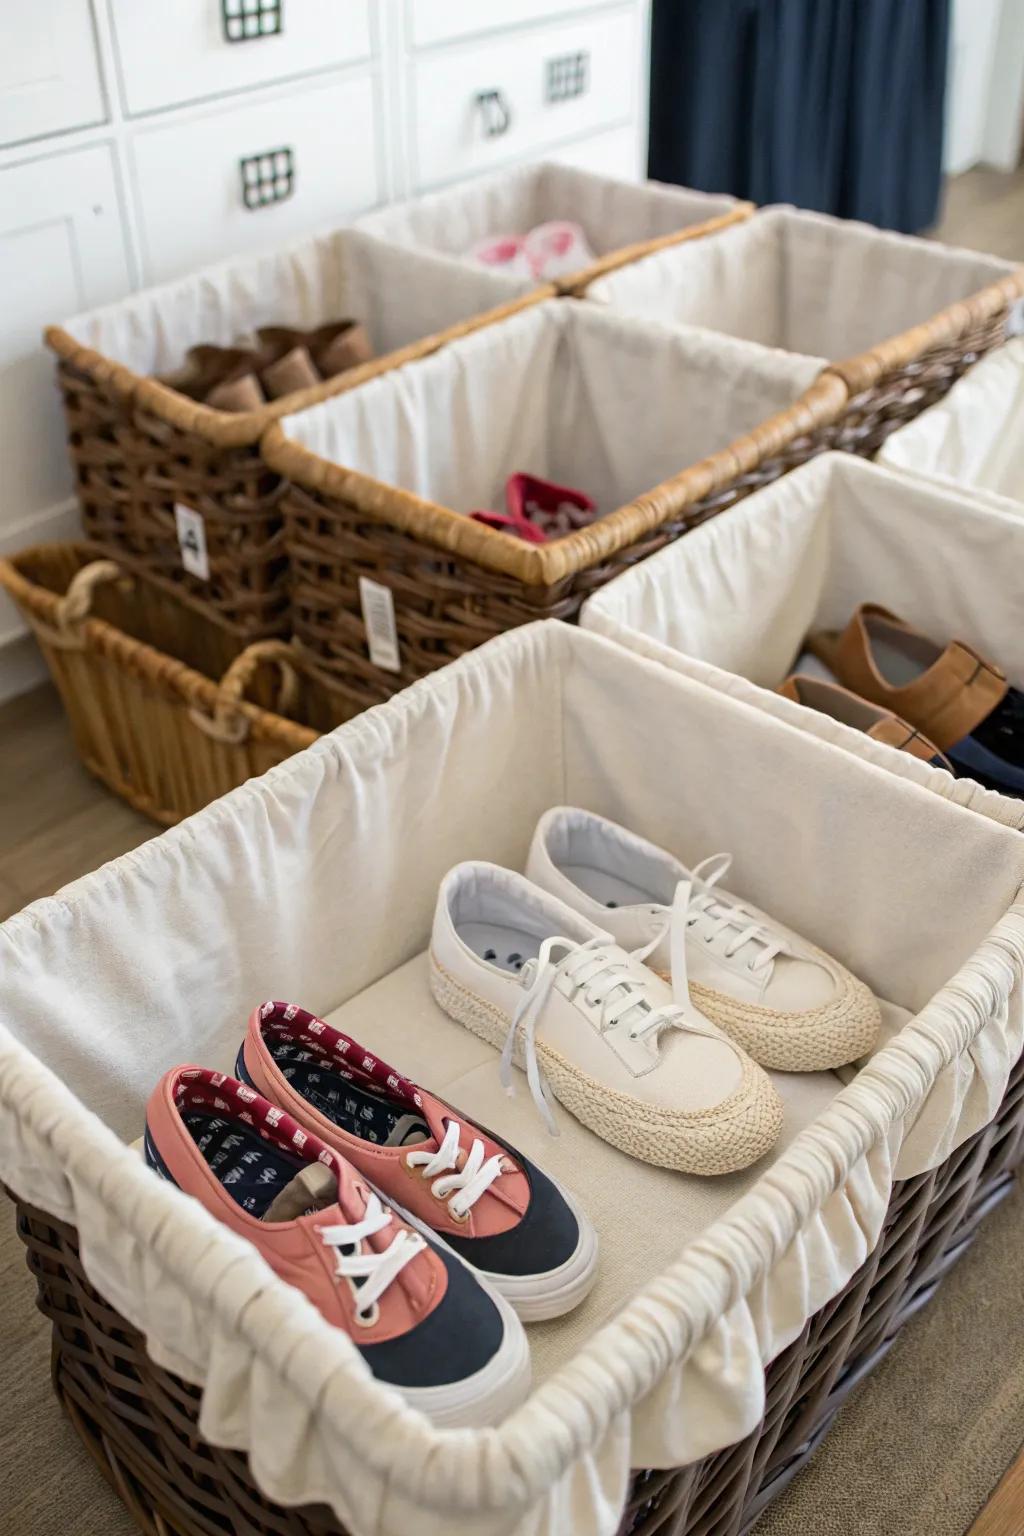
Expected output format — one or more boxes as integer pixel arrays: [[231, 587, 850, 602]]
[[429, 862, 783, 1175], [526, 809, 880, 1073]]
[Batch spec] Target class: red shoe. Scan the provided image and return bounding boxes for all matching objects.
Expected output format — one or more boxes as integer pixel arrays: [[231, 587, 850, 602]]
[[237, 1001, 598, 1321], [144, 1065, 529, 1425], [471, 473, 596, 544]]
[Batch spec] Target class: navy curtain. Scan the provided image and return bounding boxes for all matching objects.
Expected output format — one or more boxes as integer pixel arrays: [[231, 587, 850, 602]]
[[648, 0, 951, 233]]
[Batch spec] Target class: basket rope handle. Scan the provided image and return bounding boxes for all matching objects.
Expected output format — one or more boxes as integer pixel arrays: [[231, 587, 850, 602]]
[[33, 560, 134, 651], [189, 640, 301, 745]]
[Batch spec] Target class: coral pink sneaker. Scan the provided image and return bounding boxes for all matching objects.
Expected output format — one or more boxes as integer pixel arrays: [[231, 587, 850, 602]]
[[144, 1066, 529, 1425], [237, 1002, 598, 1321]]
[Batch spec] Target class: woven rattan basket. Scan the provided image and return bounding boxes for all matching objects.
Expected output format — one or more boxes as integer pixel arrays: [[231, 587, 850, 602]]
[[264, 298, 842, 720], [0, 543, 341, 825], [45, 241, 554, 651], [10, 1046, 1022, 1536]]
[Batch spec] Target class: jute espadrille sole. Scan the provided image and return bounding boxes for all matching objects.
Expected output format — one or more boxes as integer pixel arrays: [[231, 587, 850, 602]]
[[651, 967, 881, 1073], [429, 954, 784, 1175]]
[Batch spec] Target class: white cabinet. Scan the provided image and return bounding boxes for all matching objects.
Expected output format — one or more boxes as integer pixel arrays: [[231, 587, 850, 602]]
[[410, 7, 638, 189], [0, 146, 131, 648], [110, 0, 373, 116], [132, 73, 381, 282], [409, 0, 600, 50], [0, 0, 105, 147]]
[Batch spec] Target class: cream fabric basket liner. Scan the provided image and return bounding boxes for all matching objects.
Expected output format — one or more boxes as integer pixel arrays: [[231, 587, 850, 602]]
[[879, 334, 1024, 509], [278, 298, 821, 517], [61, 225, 522, 379], [586, 204, 1016, 363], [2, 622, 1024, 1536], [580, 451, 1024, 832], [355, 161, 743, 296]]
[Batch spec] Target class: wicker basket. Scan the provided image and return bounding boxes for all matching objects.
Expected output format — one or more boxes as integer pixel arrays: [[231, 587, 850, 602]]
[[46, 225, 555, 648], [586, 205, 1024, 459], [265, 296, 841, 719], [0, 543, 341, 826], [355, 160, 754, 298], [10, 1044, 1022, 1536]]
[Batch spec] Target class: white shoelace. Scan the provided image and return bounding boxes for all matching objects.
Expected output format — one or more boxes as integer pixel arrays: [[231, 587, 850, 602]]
[[319, 1191, 425, 1321], [633, 854, 786, 1005], [501, 935, 732, 1135], [405, 1119, 507, 1219]]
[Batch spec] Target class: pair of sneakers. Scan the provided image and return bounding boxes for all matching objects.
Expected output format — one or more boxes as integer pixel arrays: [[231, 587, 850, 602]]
[[145, 1003, 598, 1427], [431, 809, 880, 1176]]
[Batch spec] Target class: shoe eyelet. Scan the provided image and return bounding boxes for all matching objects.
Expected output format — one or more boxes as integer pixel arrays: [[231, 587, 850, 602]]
[[353, 1301, 380, 1329], [628, 1030, 639, 1040], [449, 1204, 471, 1225]]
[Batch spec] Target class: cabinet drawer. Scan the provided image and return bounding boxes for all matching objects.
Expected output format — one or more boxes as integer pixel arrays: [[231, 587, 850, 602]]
[[0, 0, 105, 147], [546, 124, 642, 181], [410, 9, 637, 189], [111, 0, 372, 116], [409, 0, 600, 50], [132, 74, 381, 284]]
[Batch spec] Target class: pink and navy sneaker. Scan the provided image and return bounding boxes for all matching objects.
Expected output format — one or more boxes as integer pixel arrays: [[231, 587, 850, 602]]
[[236, 1002, 598, 1321], [144, 1066, 530, 1426]]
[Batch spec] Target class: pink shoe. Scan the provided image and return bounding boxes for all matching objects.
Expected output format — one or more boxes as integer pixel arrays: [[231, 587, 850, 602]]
[[237, 1002, 598, 1321], [522, 220, 595, 280], [467, 233, 535, 282], [145, 1066, 529, 1425]]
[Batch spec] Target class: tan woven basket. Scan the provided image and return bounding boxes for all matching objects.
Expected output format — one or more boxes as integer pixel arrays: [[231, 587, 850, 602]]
[[44, 287, 554, 646], [553, 201, 753, 294], [0, 543, 340, 826], [9, 1046, 1022, 1536], [264, 346, 847, 722]]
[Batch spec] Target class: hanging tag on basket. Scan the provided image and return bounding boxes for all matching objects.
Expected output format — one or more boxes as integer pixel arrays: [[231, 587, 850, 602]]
[[175, 504, 210, 581], [1007, 297, 1024, 338], [359, 576, 401, 672]]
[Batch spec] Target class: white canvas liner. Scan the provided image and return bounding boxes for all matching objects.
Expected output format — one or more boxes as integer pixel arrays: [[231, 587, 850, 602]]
[[278, 298, 821, 519], [585, 204, 1017, 363], [1, 621, 1023, 1536], [879, 335, 1024, 510], [580, 451, 1024, 834], [60, 224, 523, 380], [355, 161, 743, 297]]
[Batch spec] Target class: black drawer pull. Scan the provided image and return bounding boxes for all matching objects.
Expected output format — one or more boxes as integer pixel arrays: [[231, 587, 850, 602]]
[[240, 147, 295, 210], [476, 89, 513, 139], [546, 51, 589, 103], [222, 0, 284, 43]]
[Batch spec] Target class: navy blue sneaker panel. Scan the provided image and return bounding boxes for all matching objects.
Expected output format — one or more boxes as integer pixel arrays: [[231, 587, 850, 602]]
[[442, 1155, 579, 1276]]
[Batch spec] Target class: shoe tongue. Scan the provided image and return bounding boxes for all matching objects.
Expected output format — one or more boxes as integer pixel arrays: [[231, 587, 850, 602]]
[[262, 1160, 338, 1223], [384, 1113, 432, 1148]]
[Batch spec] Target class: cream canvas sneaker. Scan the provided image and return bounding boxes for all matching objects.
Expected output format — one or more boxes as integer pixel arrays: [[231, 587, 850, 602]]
[[526, 808, 880, 1073], [430, 862, 783, 1175]]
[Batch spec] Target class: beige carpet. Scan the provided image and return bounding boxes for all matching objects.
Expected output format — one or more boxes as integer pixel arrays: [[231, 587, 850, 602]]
[[1, 1180, 1022, 1535]]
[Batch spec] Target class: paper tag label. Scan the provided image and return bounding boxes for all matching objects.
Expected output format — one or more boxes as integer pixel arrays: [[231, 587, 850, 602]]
[[1007, 297, 1024, 337], [359, 576, 401, 672], [175, 504, 210, 581]]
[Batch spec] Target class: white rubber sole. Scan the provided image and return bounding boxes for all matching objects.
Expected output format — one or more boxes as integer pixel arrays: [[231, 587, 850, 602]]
[[393, 1253, 532, 1428], [478, 1183, 599, 1323]]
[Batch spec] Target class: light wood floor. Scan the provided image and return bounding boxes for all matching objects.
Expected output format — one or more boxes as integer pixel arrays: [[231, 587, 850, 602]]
[[0, 165, 1022, 1535]]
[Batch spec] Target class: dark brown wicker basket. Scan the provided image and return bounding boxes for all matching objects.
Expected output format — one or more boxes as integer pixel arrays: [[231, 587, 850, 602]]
[[45, 289, 554, 648], [11, 1047, 1023, 1536], [266, 373, 849, 722]]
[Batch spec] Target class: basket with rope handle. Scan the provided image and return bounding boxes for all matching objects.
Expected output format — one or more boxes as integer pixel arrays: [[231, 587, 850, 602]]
[[0, 544, 333, 825]]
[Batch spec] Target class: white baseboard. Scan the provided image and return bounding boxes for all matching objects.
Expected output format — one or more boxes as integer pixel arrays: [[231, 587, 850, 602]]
[[0, 497, 81, 706]]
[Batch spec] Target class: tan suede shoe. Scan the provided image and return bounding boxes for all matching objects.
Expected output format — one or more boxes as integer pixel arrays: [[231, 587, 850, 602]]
[[778, 674, 952, 768], [807, 604, 1007, 753]]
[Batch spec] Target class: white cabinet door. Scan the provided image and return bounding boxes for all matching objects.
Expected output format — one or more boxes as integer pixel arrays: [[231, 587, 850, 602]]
[[409, 0, 599, 50], [546, 124, 642, 181], [131, 73, 381, 283], [0, 146, 131, 635], [0, 0, 106, 147], [110, 0, 372, 117], [410, 8, 638, 189]]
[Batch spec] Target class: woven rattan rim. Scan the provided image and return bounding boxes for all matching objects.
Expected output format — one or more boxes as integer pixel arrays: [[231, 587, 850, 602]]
[[828, 267, 1024, 394], [556, 201, 755, 295], [0, 543, 317, 753], [263, 369, 849, 586], [43, 286, 557, 451]]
